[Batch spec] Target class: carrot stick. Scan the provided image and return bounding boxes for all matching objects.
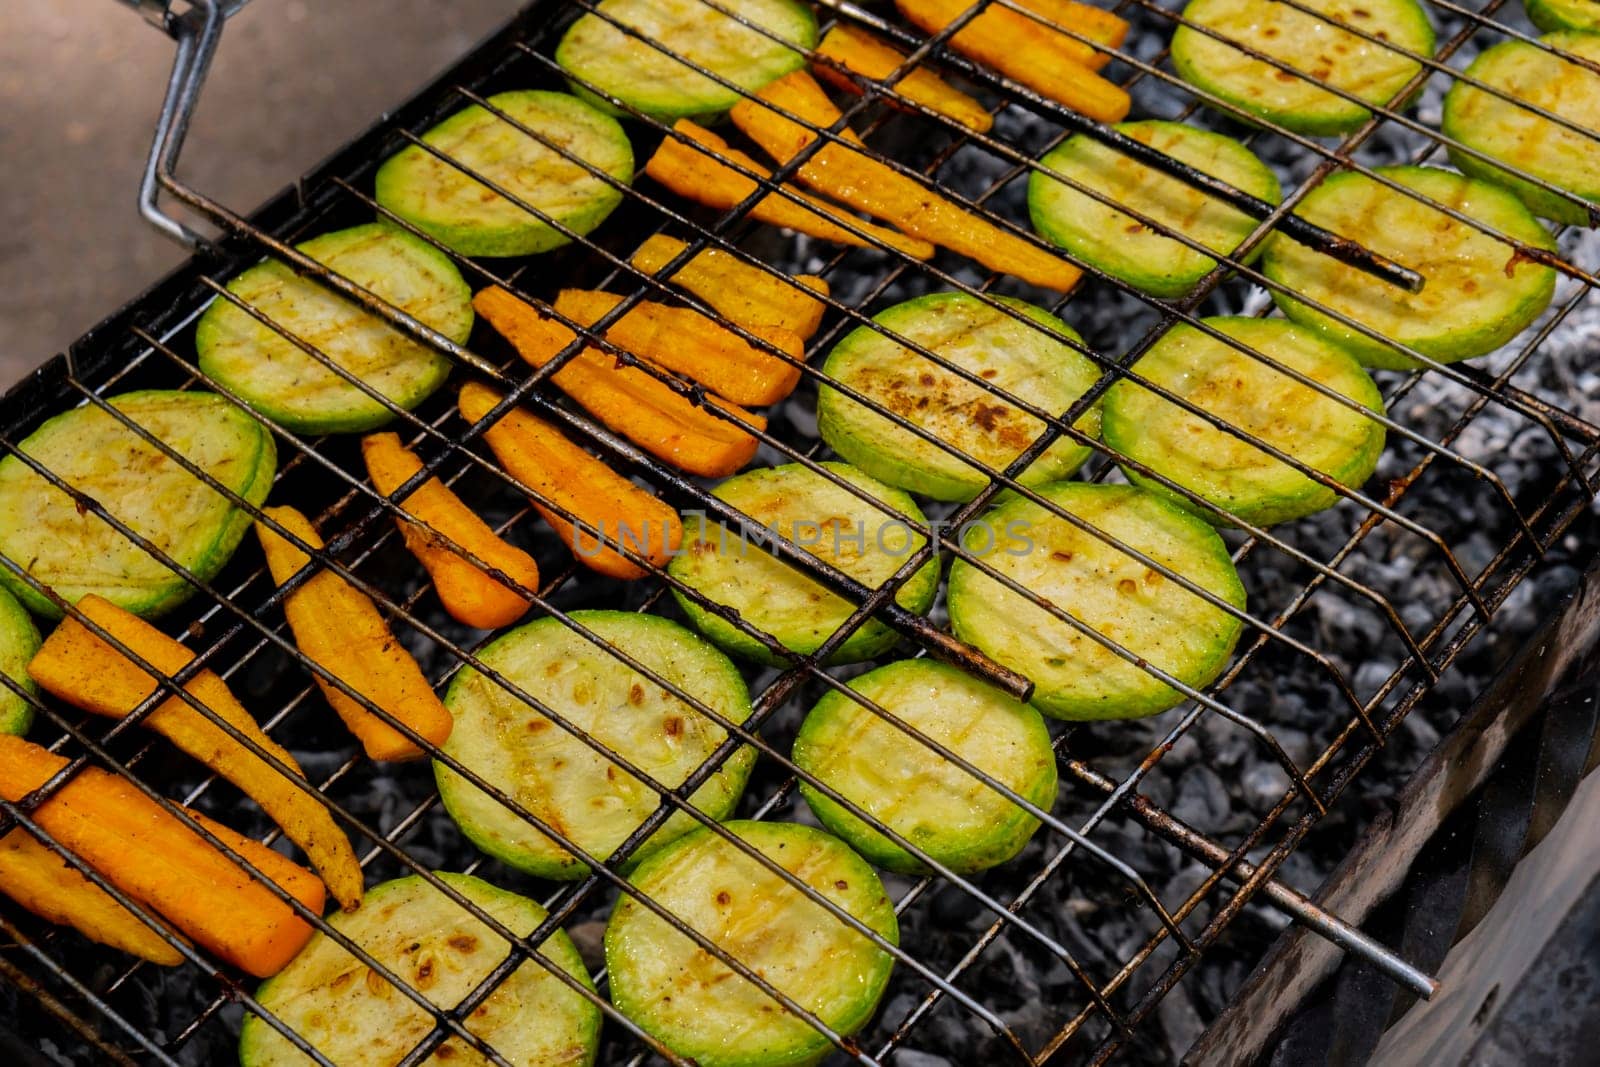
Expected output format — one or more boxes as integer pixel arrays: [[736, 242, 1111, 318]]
[[895, 0, 1131, 120], [814, 24, 995, 133], [27, 595, 364, 912], [644, 121, 936, 260], [0, 734, 324, 978], [0, 827, 185, 964], [554, 289, 803, 407], [361, 433, 539, 630], [473, 284, 765, 479], [255, 506, 453, 766], [459, 382, 682, 581], [730, 73, 1084, 292], [630, 234, 830, 340]]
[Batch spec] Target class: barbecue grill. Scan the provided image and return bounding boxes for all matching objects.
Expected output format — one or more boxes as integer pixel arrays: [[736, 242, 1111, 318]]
[[4, 0, 1599, 1062]]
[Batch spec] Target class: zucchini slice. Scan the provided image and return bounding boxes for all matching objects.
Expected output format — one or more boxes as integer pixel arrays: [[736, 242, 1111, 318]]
[[605, 820, 897, 1067], [1028, 120, 1282, 298], [793, 659, 1057, 875], [375, 90, 633, 258], [556, 0, 819, 123], [1526, 0, 1600, 31], [435, 611, 756, 880], [667, 462, 942, 666], [1442, 31, 1600, 226], [816, 292, 1101, 503], [240, 872, 600, 1066], [0, 587, 40, 735], [1261, 166, 1558, 370], [1171, 0, 1435, 136], [195, 223, 470, 434], [947, 483, 1246, 720], [1103, 317, 1386, 527], [0, 391, 276, 620]]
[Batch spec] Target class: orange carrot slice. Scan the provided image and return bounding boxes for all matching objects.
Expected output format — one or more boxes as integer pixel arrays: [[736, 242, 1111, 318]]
[[361, 433, 539, 630], [28, 595, 364, 912], [731, 73, 1084, 292], [255, 506, 453, 764], [630, 234, 830, 340], [0, 734, 325, 978], [473, 284, 764, 479], [459, 382, 682, 581], [644, 120, 936, 260], [814, 24, 995, 133], [554, 289, 803, 407]]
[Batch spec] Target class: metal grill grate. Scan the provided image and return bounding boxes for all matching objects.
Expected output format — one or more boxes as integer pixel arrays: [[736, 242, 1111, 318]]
[[4, 0, 1600, 1062]]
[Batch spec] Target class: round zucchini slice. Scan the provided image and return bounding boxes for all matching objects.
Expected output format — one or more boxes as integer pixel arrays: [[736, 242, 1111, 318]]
[[240, 872, 600, 1066], [1103, 316, 1386, 527], [793, 659, 1057, 875], [1028, 120, 1282, 298], [0, 390, 276, 621], [1171, 0, 1435, 136], [817, 292, 1101, 503], [605, 820, 897, 1067], [1442, 31, 1600, 226], [1261, 166, 1557, 370], [667, 462, 942, 667], [1526, 0, 1600, 31], [556, 0, 819, 123], [375, 90, 633, 257], [0, 587, 40, 735], [195, 223, 470, 434], [947, 483, 1246, 720], [435, 611, 755, 880]]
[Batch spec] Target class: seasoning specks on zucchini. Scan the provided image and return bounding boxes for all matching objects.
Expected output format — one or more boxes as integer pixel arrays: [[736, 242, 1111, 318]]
[[948, 483, 1246, 720], [1103, 316, 1386, 527], [0, 390, 276, 620], [436, 611, 755, 880], [794, 659, 1057, 875], [0, 588, 39, 735], [605, 821, 896, 1067], [818, 292, 1101, 502]]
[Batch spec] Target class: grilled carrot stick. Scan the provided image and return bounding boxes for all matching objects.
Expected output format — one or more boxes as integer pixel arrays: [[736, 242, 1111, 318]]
[[895, 0, 1130, 120], [0, 734, 324, 978], [27, 595, 364, 912], [814, 24, 995, 133], [361, 433, 539, 630], [473, 284, 765, 479], [554, 289, 803, 407], [730, 73, 1083, 293], [0, 827, 185, 964], [644, 121, 937, 260], [630, 234, 830, 340], [255, 506, 454, 765], [459, 382, 683, 581]]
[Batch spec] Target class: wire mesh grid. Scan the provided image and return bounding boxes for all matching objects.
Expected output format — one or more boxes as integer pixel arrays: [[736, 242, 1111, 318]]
[[2, 0, 1598, 1062]]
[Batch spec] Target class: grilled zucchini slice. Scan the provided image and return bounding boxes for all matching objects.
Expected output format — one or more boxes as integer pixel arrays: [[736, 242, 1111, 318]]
[[1171, 0, 1435, 135], [947, 483, 1245, 720], [1028, 120, 1282, 298], [1442, 31, 1600, 226], [375, 90, 633, 257], [240, 872, 600, 1066], [668, 462, 941, 666], [1261, 166, 1557, 369], [435, 611, 756, 880], [793, 659, 1056, 875], [195, 223, 470, 433], [817, 292, 1100, 502], [1103, 317, 1386, 527], [556, 0, 819, 123], [1526, 0, 1600, 31], [0, 588, 40, 735], [0, 391, 276, 620], [605, 820, 896, 1067]]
